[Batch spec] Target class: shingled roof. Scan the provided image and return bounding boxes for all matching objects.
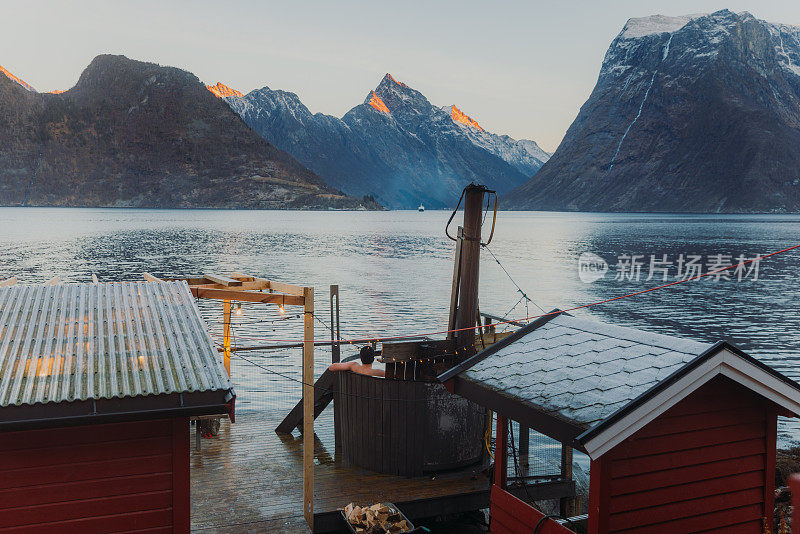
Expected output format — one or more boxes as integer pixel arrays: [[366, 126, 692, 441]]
[[439, 310, 800, 458]]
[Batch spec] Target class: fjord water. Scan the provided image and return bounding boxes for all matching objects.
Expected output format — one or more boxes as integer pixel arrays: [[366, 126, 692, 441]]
[[1, 208, 800, 444]]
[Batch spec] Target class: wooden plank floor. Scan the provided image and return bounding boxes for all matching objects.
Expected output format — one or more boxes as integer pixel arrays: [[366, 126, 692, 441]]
[[190, 410, 490, 533]]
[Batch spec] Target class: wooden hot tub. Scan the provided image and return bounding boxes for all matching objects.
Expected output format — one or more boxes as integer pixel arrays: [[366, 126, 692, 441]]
[[334, 372, 489, 477]]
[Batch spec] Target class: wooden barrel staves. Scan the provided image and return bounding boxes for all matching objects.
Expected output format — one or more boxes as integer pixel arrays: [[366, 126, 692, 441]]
[[335, 372, 488, 477]]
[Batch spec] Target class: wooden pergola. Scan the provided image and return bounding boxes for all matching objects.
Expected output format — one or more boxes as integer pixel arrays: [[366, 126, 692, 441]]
[[142, 271, 317, 530]]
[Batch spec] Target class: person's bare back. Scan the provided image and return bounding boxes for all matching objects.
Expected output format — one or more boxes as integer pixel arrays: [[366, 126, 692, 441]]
[[328, 346, 385, 377]]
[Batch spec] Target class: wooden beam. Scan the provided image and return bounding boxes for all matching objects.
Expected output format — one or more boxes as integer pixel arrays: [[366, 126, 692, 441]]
[[222, 300, 232, 377], [190, 287, 305, 305], [143, 272, 164, 282], [169, 273, 305, 296], [203, 273, 243, 287], [258, 278, 306, 297], [44, 276, 60, 285], [189, 280, 270, 291], [303, 287, 315, 530], [230, 272, 255, 282], [0, 277, 18, 287]]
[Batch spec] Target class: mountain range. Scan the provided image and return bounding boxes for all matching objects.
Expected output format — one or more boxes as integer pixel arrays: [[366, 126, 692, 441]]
[[5, 10, 800, 213], [0, 56, 378, 209], [505, 10, 800, 213], [220, 74, 549, 209]]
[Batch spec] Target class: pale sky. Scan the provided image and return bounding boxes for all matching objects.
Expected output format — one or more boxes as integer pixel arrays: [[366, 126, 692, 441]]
[[2, 0, 800, 151]]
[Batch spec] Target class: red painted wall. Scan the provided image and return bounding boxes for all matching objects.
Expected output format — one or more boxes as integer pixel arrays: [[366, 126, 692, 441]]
[[0, 417, 190, 534], [491, 485, 576, 534], [589, 376, 776, 533], [490, 414, 576, 534]]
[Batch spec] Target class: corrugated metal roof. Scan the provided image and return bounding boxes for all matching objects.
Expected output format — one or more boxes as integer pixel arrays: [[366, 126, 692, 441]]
[[462, 313, 711, 428], [0, 281, 233, 408]]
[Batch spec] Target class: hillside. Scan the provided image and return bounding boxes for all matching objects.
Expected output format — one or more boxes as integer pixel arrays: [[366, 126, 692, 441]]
[[0, 55, 378, 209]]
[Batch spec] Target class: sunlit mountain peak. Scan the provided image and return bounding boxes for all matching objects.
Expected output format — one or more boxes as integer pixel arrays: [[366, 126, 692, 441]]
[[206, 82, 243, 98], [449, 105, 483, 131]]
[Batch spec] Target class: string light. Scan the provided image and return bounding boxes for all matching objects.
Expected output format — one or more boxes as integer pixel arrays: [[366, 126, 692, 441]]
[[234, 303, 243, 316]]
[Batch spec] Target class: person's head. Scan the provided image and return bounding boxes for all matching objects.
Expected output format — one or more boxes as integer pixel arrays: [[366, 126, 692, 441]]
[[359, 345, 375, 365]]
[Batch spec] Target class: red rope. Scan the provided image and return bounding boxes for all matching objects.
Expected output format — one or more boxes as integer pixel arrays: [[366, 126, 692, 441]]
[[224, 243, 800, 345]]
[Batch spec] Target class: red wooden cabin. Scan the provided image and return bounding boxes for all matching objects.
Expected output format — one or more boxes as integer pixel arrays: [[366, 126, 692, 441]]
[[440, 310, 800, 533], [0, 281, 235, 533]]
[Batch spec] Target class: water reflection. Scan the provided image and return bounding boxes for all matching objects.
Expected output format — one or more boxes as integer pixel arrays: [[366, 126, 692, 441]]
[[1, 208, 799, 444]]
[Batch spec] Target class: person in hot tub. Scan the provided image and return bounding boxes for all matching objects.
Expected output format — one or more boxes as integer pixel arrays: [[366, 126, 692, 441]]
[[328, 346, 385, 377]]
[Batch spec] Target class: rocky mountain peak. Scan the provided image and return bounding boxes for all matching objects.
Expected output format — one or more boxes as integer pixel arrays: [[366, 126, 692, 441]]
[[382, 73, 407, 87], [374, 73, 420, 99], [206, 82, 243, 98], [0, 64, 36, 92], [448, 105, 483, 131]]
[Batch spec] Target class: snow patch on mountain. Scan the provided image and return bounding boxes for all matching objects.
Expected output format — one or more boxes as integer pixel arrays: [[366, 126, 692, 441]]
[[620, 14, 703, 38], [768, 23, 800, 77]]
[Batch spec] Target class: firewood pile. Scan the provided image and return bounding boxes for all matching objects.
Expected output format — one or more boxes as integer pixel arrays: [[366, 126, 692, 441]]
[[342, 502, 414, 534]]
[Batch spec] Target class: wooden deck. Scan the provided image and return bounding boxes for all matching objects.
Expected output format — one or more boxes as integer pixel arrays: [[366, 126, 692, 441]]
[[190, 411, 494, 533]]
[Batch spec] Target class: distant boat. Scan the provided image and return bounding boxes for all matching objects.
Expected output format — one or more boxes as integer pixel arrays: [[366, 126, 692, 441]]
[[418, 203, 425, 212]]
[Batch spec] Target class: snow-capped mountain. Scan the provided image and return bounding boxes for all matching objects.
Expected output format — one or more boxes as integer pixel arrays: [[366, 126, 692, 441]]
[[506, 10, 800, 213], [223, 74, 549, 209]]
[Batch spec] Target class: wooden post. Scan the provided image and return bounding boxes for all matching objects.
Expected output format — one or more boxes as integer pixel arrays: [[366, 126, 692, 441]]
[[303, 287, 315, 530], [455, 184, 486, 356], [447, 226, 464, 340], [222, 299, 231, 377], [330, 285, 340, 363], [519, 424, 529, 467], [560, 444, 576, 518], [330, 285, 342, 449], [494, 413, 508, 489]]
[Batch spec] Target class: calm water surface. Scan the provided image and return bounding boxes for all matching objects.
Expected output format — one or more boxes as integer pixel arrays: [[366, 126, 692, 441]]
[[2, 208, 800, 446]]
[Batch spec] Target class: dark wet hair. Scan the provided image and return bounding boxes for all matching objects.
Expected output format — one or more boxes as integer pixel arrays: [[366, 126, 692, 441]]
[[360, 346, 375, 365]]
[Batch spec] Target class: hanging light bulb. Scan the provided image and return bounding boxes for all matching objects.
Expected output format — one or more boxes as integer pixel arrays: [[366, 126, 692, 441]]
[[234, 303, 243, 316], [278, 305, 285, 315]]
